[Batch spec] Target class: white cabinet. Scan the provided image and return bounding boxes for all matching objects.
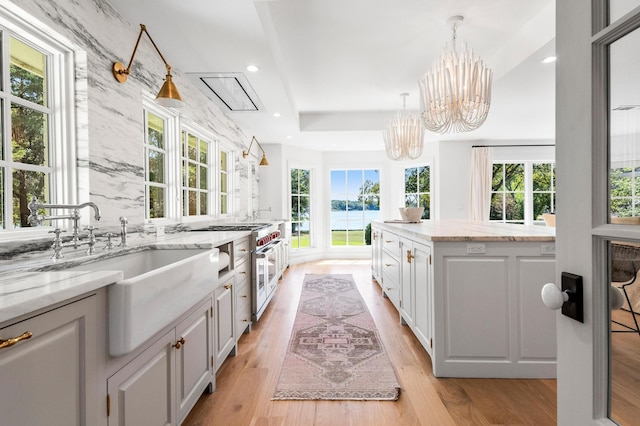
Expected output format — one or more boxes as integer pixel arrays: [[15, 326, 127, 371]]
[[410, 240, 433, 354], [400, 238, 414, 328], [107, 297, 213, 426], [400, 237, 433, 356], [107, 329, 176, 426], [233, 236, 251, 337], [235, 259, 252, 336], [381, 230, 401, 311], [371, 225, 383, 284], [0, 295, 98, 426], [214, 276, 235, 371], [175, 302, 214, 423], [377, 221, 556, 378]]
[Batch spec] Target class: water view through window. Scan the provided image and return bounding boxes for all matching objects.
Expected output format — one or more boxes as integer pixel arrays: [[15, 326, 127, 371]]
[[330, 169, 380, 246]]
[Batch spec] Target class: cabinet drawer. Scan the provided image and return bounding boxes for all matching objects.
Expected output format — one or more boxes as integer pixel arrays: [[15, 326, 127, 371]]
[[234, 257, 250, 285], [382, 251, 400, 285], [236, 302, 252, 335], [382, 232, 401, 259], [234, 237, 250, 264], [235, 280, 250, 307]]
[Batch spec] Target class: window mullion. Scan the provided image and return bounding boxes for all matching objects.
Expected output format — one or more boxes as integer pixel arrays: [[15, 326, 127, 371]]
[[524, 162, 533, 225], [1, 30, 9, 229]]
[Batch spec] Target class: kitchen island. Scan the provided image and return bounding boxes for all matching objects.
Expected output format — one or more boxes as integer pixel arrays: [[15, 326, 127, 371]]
[[371, 220, 556, 378]]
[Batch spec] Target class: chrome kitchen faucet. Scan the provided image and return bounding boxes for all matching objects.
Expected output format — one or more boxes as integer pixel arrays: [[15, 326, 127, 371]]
[[27, 196, 102, 259]]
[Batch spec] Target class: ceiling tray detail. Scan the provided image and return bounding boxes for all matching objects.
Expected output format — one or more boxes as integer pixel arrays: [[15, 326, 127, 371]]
[[187, 72, 264, 112]]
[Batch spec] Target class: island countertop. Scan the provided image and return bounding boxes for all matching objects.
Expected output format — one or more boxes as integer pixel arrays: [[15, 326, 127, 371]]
[[373, 219, 555, 242]]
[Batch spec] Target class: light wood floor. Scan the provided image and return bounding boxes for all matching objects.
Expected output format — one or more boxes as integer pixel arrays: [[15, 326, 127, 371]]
[[611, 309, 640, 425], [183, 260, 557, 426]]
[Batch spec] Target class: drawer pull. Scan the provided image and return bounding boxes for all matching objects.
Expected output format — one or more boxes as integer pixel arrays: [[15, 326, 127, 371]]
[[239, 249, 247, 252], [0, 331, 32, 350], [242, 319, 249, 323], [224, 284, 232, 290], [239, 271, 247, 275], [241, 294, 248, 298], [385, 240, 393, 243], [385, 263, 393, 267], [173, 337, 186, 349]]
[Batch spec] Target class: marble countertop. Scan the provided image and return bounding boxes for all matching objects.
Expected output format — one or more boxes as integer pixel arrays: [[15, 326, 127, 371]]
[[0, 230, 251, 325], [374, 219, 556, 242]]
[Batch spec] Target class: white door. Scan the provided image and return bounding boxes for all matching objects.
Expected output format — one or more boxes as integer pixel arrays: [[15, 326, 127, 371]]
[[557, 2, 640, 424]]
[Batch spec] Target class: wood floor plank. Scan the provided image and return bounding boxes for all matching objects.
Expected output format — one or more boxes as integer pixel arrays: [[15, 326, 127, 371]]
[[182, 260, 557, 426]]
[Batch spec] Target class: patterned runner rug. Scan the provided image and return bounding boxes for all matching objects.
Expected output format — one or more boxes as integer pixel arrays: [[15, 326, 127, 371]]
[[272, 274, 400, 400]]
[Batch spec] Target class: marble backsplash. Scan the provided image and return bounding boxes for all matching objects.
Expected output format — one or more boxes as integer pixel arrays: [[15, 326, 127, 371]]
[[7, 0, 259, 236]]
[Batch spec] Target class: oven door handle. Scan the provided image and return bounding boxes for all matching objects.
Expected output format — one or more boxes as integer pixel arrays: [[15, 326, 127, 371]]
[[256, 246, 276, 258]]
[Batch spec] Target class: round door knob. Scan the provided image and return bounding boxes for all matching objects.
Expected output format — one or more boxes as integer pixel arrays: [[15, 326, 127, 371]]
[[541, 283, 569, 310], [610, 286, 625, 310]]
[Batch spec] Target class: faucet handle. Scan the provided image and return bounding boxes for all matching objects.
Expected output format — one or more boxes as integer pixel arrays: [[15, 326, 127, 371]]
[[48, 228, 67, 235], [104, 233, 117, 251]]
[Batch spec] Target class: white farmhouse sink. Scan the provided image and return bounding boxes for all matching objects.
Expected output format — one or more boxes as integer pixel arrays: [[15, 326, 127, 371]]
[[68, 248, 219, 356]]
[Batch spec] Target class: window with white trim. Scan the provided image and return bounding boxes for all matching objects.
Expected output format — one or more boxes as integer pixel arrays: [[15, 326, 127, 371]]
[[219, 148, 231, 216], [404, 165, 431, 219], [144, 109, 169, 219], [330, 169, 380, 246], [490, 162, 556, 225], [0, 21, 75, 231], [181, 128, 212, 217], [290, 168, 311, 249]]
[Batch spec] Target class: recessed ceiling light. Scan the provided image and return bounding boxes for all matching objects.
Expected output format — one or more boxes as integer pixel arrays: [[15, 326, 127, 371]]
[[541, 56, 557, 64], [246, 64, 259, 72], [286, 135, 292, 139], [273, 112, 281, 118]]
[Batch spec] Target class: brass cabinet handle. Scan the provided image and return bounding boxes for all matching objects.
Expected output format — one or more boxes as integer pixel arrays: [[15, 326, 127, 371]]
[[407, 250, 415, 263], [239, 271, 247, 275], [224, 284, 232, 290], [241, 294, 248, 298], [385, 263, 393, 267], [385, 240, 393, 243], [386, 287, 392, 291], [173, 337, 186, 349], [239, 249, 247, 252], [242, 319, 249, 323], [0, 331, 33, 350]]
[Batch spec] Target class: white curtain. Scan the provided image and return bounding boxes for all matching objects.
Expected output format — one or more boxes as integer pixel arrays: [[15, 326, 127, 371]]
[[469, 147, 492, 221]]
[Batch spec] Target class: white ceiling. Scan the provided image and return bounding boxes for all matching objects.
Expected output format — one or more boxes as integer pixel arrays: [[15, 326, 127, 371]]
[[107, 0, 556, 151]]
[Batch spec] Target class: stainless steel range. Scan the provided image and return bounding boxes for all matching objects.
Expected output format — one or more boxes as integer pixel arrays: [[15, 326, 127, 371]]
[[194, 222, 283, 321], [251, 223, 283, 321]]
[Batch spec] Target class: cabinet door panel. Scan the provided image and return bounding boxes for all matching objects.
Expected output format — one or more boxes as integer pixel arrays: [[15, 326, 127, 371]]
[[175, 299, 213, 422], [0, 296, 96, 426], [413, 243, 432, 354], [400, 239, 414, 327], [214, 283, 235, 370], [107, 330, 175, 426]]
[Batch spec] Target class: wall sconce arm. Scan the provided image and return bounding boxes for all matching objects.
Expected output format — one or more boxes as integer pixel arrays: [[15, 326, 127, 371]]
[[243, 136, 269, 166]]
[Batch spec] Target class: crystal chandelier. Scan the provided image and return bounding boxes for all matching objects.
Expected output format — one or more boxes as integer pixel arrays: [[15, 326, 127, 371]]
[[419, 15, 492, 134], [383, 93, 424, 160]]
